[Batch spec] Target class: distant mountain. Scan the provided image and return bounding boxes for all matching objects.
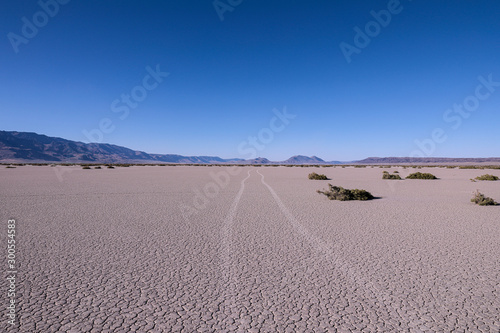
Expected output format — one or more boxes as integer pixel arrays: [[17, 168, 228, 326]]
[[356, 157, 500, 164], [246, 157, 271, 164], [282, 155, 325, 164], [2, 131, 499, 165], [0, 131, 242, 164]]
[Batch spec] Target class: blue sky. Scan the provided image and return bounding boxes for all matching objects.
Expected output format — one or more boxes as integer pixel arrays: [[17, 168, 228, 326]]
[[1, 0, 499, 161]]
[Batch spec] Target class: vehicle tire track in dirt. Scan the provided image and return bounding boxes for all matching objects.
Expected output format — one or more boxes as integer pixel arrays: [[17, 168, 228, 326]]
[[220, 169, 252, 321], [256, 168, 418, 330]]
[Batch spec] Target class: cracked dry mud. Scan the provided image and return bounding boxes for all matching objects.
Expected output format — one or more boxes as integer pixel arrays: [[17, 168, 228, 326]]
[[1, 165, 499, 332]]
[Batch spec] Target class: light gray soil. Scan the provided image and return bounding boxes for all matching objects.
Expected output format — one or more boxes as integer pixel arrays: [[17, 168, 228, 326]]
[[1, 165, 499, 332]]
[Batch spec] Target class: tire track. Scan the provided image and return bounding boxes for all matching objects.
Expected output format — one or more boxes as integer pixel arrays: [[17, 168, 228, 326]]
[[220, 169, 252, 320], [255, 168, 417, 329]]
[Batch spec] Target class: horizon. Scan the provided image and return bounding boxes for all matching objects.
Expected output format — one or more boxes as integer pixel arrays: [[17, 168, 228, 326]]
[[3, 129, 500, 163], [2, 1, 500, 160]]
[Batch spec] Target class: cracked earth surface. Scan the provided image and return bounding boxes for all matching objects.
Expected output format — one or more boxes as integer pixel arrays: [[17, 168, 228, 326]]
[[1, 165, 499, 332]]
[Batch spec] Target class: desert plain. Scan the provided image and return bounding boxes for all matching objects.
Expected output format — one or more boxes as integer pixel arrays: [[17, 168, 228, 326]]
[[1, 165, 499, 332]]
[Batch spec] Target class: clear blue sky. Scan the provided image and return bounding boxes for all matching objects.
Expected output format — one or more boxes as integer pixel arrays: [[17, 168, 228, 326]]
[[1, 0, 499, 161]]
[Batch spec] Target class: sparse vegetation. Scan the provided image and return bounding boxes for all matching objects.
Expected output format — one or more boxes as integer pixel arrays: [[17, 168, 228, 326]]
[[459, 165, 483, 169], [107, 166, 115, 169], [475, 174, 499, 181], [406, 172, 437, 180], [382, 171, 402, 180], [393, 170, 399, 173], [471, 190, 498, 206], [82, 166, 91, 169], [308, 172, 329, 180], [6, 166, 16, 168], [317, 184, 374, 201], [94, 166, 102, 169]]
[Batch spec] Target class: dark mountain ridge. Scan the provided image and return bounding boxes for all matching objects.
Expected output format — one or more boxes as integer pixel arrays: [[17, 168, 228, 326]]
[[1, 131, 499, 165]]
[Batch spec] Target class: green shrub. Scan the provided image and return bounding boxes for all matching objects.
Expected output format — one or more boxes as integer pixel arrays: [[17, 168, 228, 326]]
[[406, 172, 437, 180], [382, 171, 402, 180], [475, 174, 499, 181], [6, 166, 16, 169], [107, 166, 115, 169], [317, 184, 374, 201], [94, 166, 102, 169], [82, 166, 91, 169], [308, 172, 329, 180], [471, 190, 498, 206], [393, 170, 399, 173]]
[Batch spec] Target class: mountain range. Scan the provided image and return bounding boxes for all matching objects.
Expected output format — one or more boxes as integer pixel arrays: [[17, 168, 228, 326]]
[[1, 130, 499, 165], [0, 131, 339, 164]]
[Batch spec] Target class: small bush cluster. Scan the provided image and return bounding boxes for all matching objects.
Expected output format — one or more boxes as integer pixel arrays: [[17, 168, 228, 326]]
[[317, 184, 374, 201], [475, 174, 499, 181], [82, 166, 91, 169], [308, 172, 329, 180], [382, 171, 402, 180], [6, 166, 16, 168], [471, 190, 498, 206], [406, 172, 437, 179]]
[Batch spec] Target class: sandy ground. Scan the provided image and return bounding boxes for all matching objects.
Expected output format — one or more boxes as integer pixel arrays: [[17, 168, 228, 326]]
[[0, 165, 499, 332]]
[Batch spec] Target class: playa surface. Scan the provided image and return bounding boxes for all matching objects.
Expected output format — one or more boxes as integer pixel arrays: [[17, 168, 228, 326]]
[[1, 165, 499, 332]]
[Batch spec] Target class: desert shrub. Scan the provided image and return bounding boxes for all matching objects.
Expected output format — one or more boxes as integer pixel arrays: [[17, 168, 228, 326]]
[[406, 172, 437, 180], [308, 172, 328, 180], [94, 166, 102, 169], [317, 184, 374, 201], [82, 166, 91, 169], [6, 166, 16, 168], [475, 174, 499, 181], [393, 170, 399, 173], [471, 190, 498, 206], [459, 165, 480, 169], [382, 171, 402, 180], [107, 166, 115, 169]]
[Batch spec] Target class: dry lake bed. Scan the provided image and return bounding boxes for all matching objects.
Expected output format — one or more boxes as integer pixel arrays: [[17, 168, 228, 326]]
[[1, 165, 499, 332]]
